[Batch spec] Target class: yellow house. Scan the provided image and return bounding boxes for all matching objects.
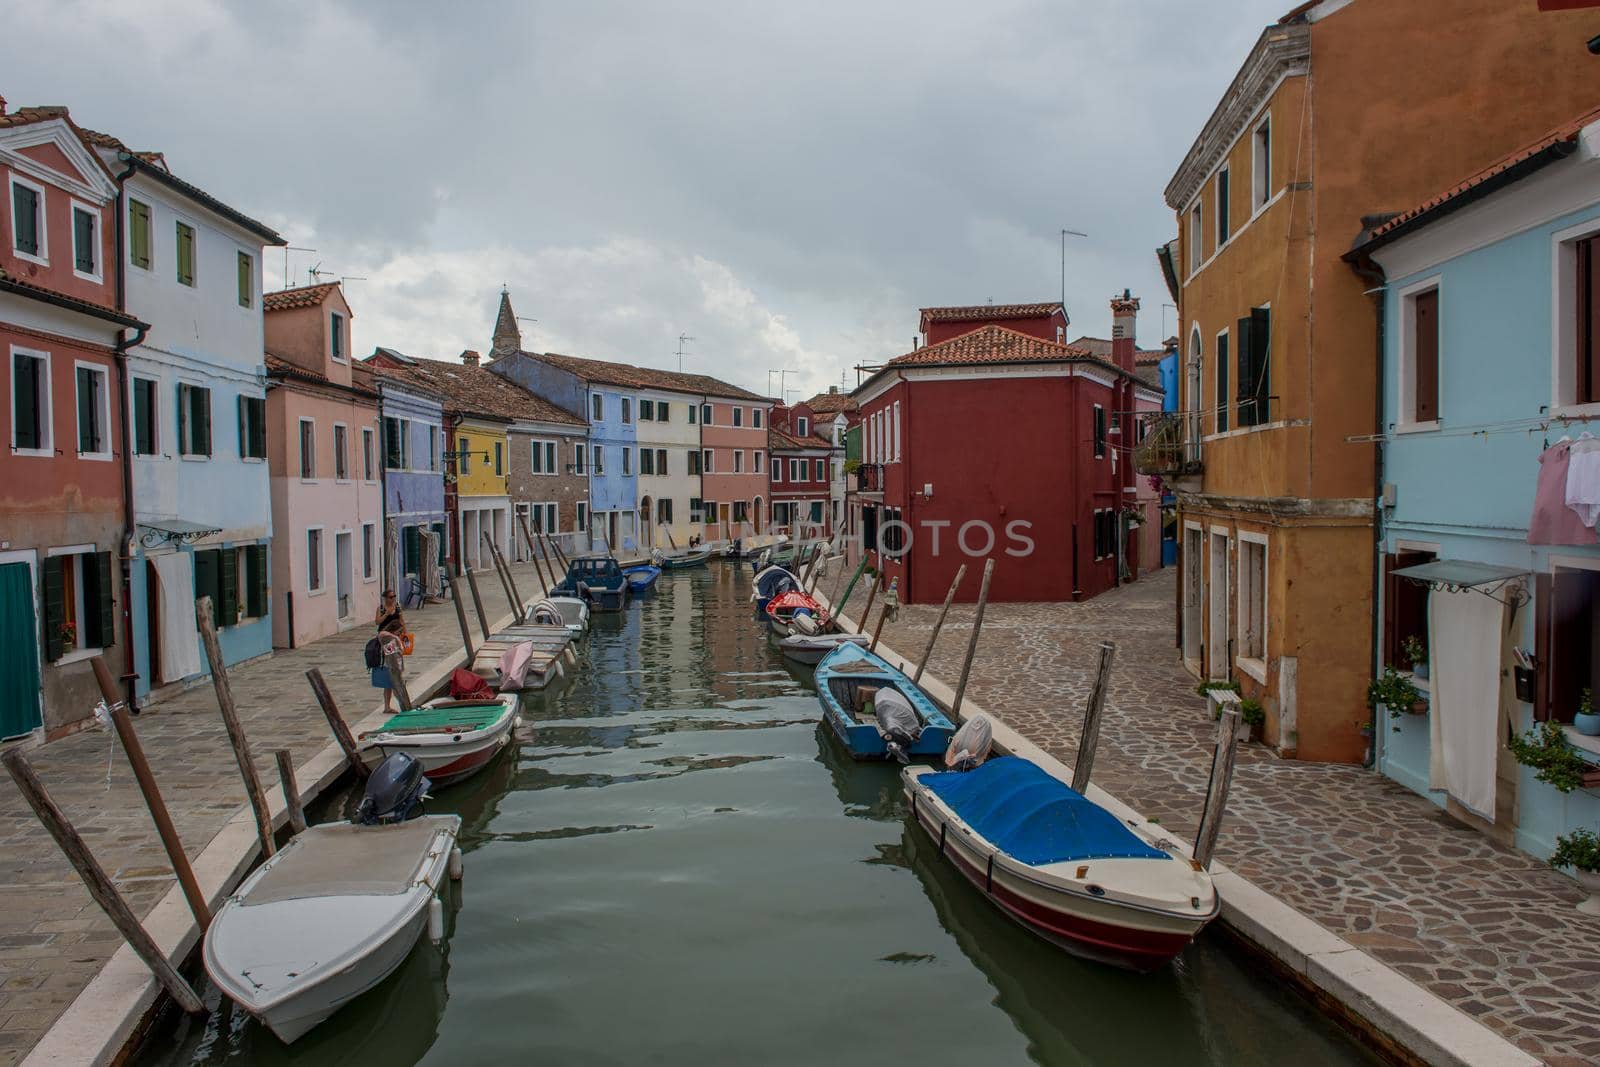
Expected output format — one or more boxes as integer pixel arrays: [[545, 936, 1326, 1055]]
[[450, 414, 511, 572]]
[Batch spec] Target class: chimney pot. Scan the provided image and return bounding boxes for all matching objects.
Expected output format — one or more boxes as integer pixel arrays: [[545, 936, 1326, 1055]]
[[460, 349, 480, 368]]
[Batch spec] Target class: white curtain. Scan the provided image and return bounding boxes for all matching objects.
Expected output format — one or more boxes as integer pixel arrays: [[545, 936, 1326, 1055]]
[[152, 552, 203, 683], [1428, 584, 1507, 820]]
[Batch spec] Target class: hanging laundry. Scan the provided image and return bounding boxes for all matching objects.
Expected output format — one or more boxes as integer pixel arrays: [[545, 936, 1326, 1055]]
[[1565, 433, 1600, 528], [1528, 438, 1599, 545]]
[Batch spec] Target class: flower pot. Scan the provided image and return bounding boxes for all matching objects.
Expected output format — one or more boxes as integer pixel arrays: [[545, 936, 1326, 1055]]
[[1573, 712, 1600, 737], [1575, 869, 1600, 916]]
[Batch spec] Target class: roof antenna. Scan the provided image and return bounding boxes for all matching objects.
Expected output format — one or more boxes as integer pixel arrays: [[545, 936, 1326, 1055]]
[[282, 246, 315, 289], [1060, 227, 1088, 329], [675, 334, 695, 372]]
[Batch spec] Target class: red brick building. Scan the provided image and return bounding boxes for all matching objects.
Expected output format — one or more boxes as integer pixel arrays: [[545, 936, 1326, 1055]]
[[767, 410, 832, 535], [853, 297, 1157, 605]]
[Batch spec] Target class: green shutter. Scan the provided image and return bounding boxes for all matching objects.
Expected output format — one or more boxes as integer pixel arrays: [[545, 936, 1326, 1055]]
[[41, 556, 65, 662], [251, 398, 266, 458], [219, 548, 239, 625], [130, 201, 151, 269], [133, 379, 153, 454], [176, 223, 195, 286], [237, 395, 247, 458], [87, 551, 115, 648], [245, 543, 267, 618], [193, 549, 218, 621], [13, 353, 38, 450], [237, 252, 251, 308], [74, 209, 95, 273], [433, 522, 447, 566], [194, 387, 212, 455], [12, 184, 38, 255]]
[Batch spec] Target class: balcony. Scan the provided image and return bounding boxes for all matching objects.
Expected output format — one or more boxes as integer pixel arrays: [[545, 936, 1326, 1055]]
[[1133, 411, 1203, 489], [854, 463, 883, 493]]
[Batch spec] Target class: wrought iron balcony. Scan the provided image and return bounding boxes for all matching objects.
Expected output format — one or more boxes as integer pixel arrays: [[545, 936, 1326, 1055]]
[[854, 463, 883, 492], [1133, 411, 1203, 482]]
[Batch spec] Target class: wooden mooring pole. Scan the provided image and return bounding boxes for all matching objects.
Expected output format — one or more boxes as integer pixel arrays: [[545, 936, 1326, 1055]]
[[464, 566, 492, 640], [383, 645, 414, 712], [856, 571, 882, 636], [913, 564, 966, 684], [196, 596, 274, 860], [442, 568, 475, 664], [951, 558, 995, 718], [547, 530, 571, 571], [274, 750, 307, 835], [829, 553, 866, 630], [1070, 642, 1117, 793], [484, 533, 523, 623], [519, 515, 552, 595], [90, 655, 210, 932], [2, 749, 205, 1015], [1193, 707, 1242, 869], [305, 668, 369, 780]]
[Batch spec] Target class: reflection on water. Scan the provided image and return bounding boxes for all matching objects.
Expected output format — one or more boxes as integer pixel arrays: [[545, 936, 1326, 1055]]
[[141, 566, 1378, 1067]]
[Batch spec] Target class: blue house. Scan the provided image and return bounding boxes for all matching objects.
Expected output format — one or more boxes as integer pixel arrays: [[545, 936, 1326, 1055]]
[[1349, 106, 1600, 861], [365, 352, 449, 594]]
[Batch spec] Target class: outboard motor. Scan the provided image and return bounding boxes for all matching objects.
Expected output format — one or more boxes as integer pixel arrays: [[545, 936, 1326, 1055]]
[[792, 610, 820, 635], [944, 714, 994, 771], [873, 688, 923, 765], [353, 752, 431, 825]]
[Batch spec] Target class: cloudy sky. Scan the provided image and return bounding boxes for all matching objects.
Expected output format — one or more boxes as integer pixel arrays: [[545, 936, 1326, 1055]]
[[10, 0, 1286, 399]]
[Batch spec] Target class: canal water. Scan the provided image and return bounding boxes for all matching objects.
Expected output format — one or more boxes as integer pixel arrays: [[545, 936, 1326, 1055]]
[[144, 565, 1381, 1066]]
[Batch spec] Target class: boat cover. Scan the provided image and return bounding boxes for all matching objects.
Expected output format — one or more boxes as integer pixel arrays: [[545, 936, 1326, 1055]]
[[239, 820, 447, 905], [919, 757, 1170, 866]]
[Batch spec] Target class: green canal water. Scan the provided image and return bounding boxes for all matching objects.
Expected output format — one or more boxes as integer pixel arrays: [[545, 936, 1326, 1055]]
[[143, 565, 1381, 1066]]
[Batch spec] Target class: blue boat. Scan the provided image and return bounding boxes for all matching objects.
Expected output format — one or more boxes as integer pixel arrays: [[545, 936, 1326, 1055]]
[[751, 565, 802, 615], [815, 642, 954, 761], [622, 564, 661, 594], [552, 556, 631, 613]]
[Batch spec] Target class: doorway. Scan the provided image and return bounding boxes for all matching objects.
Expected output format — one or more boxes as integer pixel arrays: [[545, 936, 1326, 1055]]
[[145, 559, 163, 690], [335, 532, 353, 620], [1182, 525, 1203, 669], [640, 497, 653, 548], [753, 496, 763, 534], [0, 561, 43, 738], [1207, 529, 1231, 679]]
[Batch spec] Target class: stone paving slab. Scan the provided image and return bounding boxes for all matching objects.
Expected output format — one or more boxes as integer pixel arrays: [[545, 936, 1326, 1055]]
[[833, 568, 1600, 1067], [0, 564, 545, 1067]]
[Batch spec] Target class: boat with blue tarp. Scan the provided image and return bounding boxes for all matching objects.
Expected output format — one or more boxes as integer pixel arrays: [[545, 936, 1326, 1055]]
[[622, 564, 662, 594], [902, 756, 1218, 971], [552, 556, 631, 613], [815, 642, 954, 761]]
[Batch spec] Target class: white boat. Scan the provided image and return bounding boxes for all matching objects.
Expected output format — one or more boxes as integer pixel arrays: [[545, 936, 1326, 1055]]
[[778, 630, 870, 665], [203, 815, 461, 1043], [359, 694, 519, 786], [532, 595, 589, 635]]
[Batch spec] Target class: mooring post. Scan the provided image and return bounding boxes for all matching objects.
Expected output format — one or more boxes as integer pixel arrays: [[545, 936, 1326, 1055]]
[[484, 533, 523, 623], [464, 566, 492, 640], [3, 749, 205, 1014], [665, 525, 679, 550], [519, 515, 552, 595], [305, 668, 369, 779], [442, 568, 475, 664], [1071, 642, 1117, 793], [383, 645, 414, 712], [856, 570, 882, 636], [1194, 707, 1242, 869], [870, 598, 892, 653], [492, 535, 527, 621], [951, 558, 995, 718], [830, 553, 866, 629], [90, 655, 210, 931], [196, 596, 274, 860], [546, 530, 571, 571], [914, 564, 967, 684], [274, 750, 307, 835]]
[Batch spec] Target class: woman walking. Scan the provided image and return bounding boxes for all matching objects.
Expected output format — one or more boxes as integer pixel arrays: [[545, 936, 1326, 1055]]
[[371, 590, 408, 713]]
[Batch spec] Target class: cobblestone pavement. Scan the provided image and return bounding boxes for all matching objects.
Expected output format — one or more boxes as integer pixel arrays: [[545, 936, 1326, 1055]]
[[0, 563, 544, 1066], [835, 567, 1600, 1067]]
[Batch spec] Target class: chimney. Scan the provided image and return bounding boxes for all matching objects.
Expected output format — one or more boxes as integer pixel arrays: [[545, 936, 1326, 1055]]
[[1110, 288, 1140, 373], [460, 349, 480, 368], [828, 385, 839, 394]]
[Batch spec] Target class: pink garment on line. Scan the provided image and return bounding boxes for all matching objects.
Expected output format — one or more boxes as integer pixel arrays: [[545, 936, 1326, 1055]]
[[1529, 440, 1599, 546]]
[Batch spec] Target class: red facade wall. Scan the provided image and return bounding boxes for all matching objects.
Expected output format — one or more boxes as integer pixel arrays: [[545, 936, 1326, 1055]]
[[700, 398, 769, 532], [0, 160, 116, 308], [923, 308, 1067, 347]]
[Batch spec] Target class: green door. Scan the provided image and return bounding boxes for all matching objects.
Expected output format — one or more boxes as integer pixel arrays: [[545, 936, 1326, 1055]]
[[0, 563, 43, 737]]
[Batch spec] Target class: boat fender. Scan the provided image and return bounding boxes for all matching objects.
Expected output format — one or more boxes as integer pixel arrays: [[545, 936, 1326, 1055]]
[[449, 847, 464, 881], [428, 897, 444, 942]]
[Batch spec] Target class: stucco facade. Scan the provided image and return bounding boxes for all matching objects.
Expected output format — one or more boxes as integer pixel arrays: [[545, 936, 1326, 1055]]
[[634, 387, 700, 549], [700, 396, 771, 542], [508, 416, 588, 560], [367, 367, 448, 595]]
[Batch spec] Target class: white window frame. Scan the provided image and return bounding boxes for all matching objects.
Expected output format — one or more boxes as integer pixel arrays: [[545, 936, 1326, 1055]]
[[753, 407, 763, 428], [1214, 326, 1231, 435], [701, 403, 713, 425], [69, 199, 102, 284], [361, 521, 377, 581], [362, 426, 376, 481], [8, 174, 48, 267], [703, 448, 714, 473], [45, 545, 101, 659], [1236, 531, 1268, 682], [591, 394, 604, 422], [1550, 217, 1600, 418], [797, 415, 808, 437], [892, 401, 901, 462], [131, 372, 160, 457], [298, 417, 317, 480], [176, 379, 210, 459], [1396, 275, 1443, 432], [329, 311, 347, 363], [332, 421, 350, 482], [733, 449, 743, 474], [574, 441, 587, 475], [593, 444, 604, 475], [10, 345, 52, 457], [622, 397, 632, 423], [531, 437, 558, 475], [427, 424, 438, 472], [305, 526, 325, 594], [814, 458, 825, 481], [773, 458, 783, 482], [576, 501, 589, 532], [754, 450, 763, 473], [1093, 403, 1105, 460], [622, 446, 632, 476], [1251, 113, 1272, 214], [73, 360, 113, 461], [790, 458, 802, 482], [732, 406, 742, 428]]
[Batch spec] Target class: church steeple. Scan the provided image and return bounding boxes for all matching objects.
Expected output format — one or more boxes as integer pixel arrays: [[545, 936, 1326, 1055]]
[[490, 286, 522, 359]]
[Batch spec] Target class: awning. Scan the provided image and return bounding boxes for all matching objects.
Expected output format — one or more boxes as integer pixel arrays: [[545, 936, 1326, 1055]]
[[1392, 559, 1529, 606], [138, 519, 223, 548]]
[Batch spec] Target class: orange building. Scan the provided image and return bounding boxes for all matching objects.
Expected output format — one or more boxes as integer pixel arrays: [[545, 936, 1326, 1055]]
[[1148, 0, 1600, 762]]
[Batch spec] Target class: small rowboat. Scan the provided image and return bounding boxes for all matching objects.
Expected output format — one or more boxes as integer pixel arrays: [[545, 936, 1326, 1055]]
[[778, 630, 869, 665], [765, 590, 827, 636], [530, 596, 589, 635], [358, 695, 519, 787], [622, 564, 662, 593], [815, 642, 953, 760], [203, 814, 462, 1043], [654, 546, 713, 570], [903, 756, 1219, 971], [752, 565, 802, 613]]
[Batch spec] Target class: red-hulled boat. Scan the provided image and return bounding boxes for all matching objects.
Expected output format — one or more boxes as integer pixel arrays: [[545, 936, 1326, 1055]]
[[765, 590, 829, 636]]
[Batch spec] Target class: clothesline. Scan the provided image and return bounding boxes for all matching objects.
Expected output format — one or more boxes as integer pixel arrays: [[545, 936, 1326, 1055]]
[[1346, 411, 1600, 445]]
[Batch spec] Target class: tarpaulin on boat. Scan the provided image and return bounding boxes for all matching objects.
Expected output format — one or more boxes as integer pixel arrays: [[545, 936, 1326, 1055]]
[[920, 757, 1170, 866]]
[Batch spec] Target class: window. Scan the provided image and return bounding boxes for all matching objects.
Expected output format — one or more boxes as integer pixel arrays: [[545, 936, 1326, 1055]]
[[333, 424, 349, 480], [191, 546, 243, 625], [237, 252, 253, 308], [622, 398, 632, 423], [133, 376, 158, 455], [530, 502, 558, 532], [773, 459, 783, 483], [576, 501, 589, 531], [790, 458, 802, 481], [574, 442, 587, 475], [593, 445, 604, 474], [733, 500, 748, 523], [591, 394, 603, 421], [238, 395, 266, 459], [640, 399, 653, 421], [362, 427, 375, 479], [1236, 306, 1271, 426], [656, 449, 667, 475], [690, 497, 703, 523], [175, 221, 196, 286], [493, 441, 503, 476], [427, 426, 437, 472], [72, 203, 99, 280], [69, 364, 107, 457], [10, 177, 44, 262], [532, 439, 556, 474], [622, 446, 632, 475], [1383, 549, 1435, 671], [1092, 509, 1118, 560], [880, 506, 905, 556], [1252, 115, 1272, 211], [657, 401, 670, 421], [1405, 286, 1440, 424], [242, 543, 268, 618], [384, 417, 408, 470], [753, 408, 763, 428], [814, 459, 825, 481], [1238, 535, 1267, 665], [298, 419, 315, 478], [177, 383, 212, 456], [688, 449, 702, 475], [701, 403, 713, 425], [658, 498, 673, 524], [330, 312, 345, 362], [892, 402, 901, 461], [1535, 564, 1600, 724], [688, 403, 696, 425], [733, 450, 743, 473], [753, 451, 763, 473], [41, 550, 115, 660], [1188, 203, 1202, 275], [306, 529, 323, 592], [1215, 331, 1230, 434], [797, 415, 808, 437], [1093, 405, 1106, 458], [1571, 232, 1599, 406], [1215, 167, 1230, 245], [362, 522, 376, 580], [733, 406, 743, 427], [702, 449, 713, 473], [641, 448, 655, 476], [129, 199, 152, 270]]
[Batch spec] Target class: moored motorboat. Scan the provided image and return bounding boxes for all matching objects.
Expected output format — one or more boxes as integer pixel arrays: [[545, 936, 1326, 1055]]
[[622, 564, 662, 593], [552, 555, 631, 612], [530, 596, 588, 635], [778, 630, 869, 665], [902, 756, 1218, 971], [653, 546, 713, 569], [765, 590, 828, 636], [496, 641, 536, 691], [752, 564, 802, 613], [815, 642, 954, 760], [358, 694, 519, 787]]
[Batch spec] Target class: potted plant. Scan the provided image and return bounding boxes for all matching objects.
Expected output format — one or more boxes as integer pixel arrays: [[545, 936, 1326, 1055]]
[[1550, 828, 1600, 915], [1367, 667, 1425, 721], [1239, 697, 1266, 742], [58, 620, 76, 648], [1574, 688, 1600, 738], [1402, 635, 1428, 681], [1507, 721, 1593, 792]]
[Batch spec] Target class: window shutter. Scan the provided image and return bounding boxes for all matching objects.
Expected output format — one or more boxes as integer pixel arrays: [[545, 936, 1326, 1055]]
[[197, 389, 212, 455], [243, 543, 263, 618], [1534, 572, 1553, 721], [130, 201, 150, 268], [1235, 316, 1253, 426], [42, 556, 65, 662], [252, 399, 267, 458], [193, 549, 219, 620], [1414, 290, 1439, 422], [1216, 334, 1230, 433], [89, 551, 115, 648], [1578, 236, 1599, 406], [219, 548, 239, 625], [237, 395, 247, 458], [14, 354, 38, 450], [14, 185, 38, 254], [1250, 307, 1271, 423], [75, 210, 95, 272]]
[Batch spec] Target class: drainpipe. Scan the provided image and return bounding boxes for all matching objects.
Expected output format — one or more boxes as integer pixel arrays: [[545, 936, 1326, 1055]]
[[377, 391, 389, 589], [112, 155, 146, 713], [1350, 252, 1388, 770]]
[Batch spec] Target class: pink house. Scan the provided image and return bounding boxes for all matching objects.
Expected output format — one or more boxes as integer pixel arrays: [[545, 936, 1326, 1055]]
[[264, 282, 383, 647], [698, 393, 770, 541]]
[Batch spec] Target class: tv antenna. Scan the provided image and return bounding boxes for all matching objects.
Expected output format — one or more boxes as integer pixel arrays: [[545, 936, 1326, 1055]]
[[282, 246, 315, 289], [675, 334, 695, 372], [1060, 228, 1088, 328]]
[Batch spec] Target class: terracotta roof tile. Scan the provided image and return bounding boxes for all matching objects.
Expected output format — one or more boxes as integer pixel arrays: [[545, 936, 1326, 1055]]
[[886, 324, 1094, 371], [264, 283, 340, 312], [768, 426, 831, 451], [0, 105, 71, 129], [919, 302, 1061, 327], [528, 351, 764, 401], [801, 390, 857, 414], [389, 358, 586, 428], [1068, 336, 1166, 366], [264, 352, 324, 381]]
